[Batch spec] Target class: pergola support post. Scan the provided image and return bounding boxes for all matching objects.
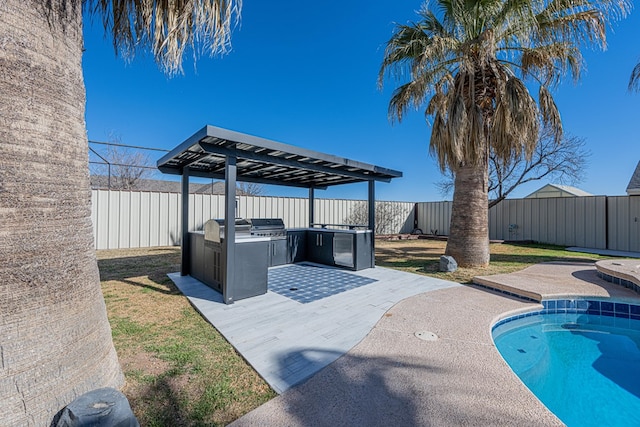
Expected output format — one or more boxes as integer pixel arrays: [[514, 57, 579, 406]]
[[309, 187, 315, 227], [180, 167, 190, 276], [368, 180, 375, 266], [223, 155, 237, 304]]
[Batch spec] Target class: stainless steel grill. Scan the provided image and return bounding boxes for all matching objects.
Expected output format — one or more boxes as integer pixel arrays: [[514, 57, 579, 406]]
[[204, 218, 251, 242], [249, 218, 286, 239]]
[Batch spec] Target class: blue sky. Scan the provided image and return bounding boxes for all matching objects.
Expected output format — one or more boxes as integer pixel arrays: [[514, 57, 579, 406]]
[[83, 1, 640, 202]]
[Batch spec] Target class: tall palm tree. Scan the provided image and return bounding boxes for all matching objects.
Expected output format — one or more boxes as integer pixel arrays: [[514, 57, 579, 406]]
[[379, 0, 628, 267], [0, 0, 239, 424]]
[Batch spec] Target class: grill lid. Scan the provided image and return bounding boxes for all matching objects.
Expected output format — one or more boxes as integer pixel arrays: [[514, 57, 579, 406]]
[[249, 218, 285, 230], [205, 218, 251, 242]]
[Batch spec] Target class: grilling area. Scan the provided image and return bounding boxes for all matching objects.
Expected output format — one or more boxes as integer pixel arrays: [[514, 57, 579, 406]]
[[157, 125, 403, 304]]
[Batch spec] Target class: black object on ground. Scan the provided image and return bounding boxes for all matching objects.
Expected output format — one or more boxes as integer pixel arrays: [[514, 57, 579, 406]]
[[55, 387, 139, 427]]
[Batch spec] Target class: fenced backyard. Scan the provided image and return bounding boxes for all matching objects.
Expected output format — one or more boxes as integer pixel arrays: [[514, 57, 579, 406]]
[[91, 190, 640, 253]]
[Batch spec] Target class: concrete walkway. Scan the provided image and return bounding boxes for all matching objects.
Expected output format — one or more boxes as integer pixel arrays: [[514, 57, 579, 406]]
[[230, 261, 640, 426], [169, 264, 458, 394], [567, 246, 640, 258]]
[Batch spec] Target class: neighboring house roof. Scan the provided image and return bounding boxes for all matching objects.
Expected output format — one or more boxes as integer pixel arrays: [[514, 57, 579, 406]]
[[90, 176, 225, 194], [525, 183, 593, 198], [626, 161, 640, 196]]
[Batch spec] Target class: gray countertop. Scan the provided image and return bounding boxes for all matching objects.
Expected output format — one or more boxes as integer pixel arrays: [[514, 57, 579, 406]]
[[190, 231, 270, 243], [288, 228, 372, 234]]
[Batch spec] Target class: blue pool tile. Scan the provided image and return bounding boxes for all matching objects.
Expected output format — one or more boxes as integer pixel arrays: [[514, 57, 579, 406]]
[[615, 303, 630, 316], [576, 300, 589, 310], [586, 301, 601, 315], [557, 300, 567, 309], [601, 301, 614, 313], [630, 305, 640, 316]]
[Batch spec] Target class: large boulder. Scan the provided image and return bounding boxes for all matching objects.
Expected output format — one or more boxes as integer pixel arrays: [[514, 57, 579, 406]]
[[439, 255, 458, 272]]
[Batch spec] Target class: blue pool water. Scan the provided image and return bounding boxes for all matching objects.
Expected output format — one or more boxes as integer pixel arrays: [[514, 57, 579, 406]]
[[493, 308, 640, 427]]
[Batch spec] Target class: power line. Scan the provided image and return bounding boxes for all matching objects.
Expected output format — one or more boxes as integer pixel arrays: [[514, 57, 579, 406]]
[[88, 140, 170, 152], [89, 161, 158, 170]]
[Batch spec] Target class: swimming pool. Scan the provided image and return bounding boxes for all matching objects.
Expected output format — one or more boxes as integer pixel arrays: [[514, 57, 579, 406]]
[[493, 299, 640, 427]]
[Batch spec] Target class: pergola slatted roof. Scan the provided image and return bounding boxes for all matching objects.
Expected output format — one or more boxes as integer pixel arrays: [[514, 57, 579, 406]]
[[157, 125, 402, 188]]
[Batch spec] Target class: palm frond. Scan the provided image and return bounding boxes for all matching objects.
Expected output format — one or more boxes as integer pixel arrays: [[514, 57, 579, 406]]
[[429, 112, 452, 171], [491, 76, 539, 161], [518, 43, 583, 85], [629, 61, 640, 92], [85, 0, 241, 75], [538, 85, 562, 143]]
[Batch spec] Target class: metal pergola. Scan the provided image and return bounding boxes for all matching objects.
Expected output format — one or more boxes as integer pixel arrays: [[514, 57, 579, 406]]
[[157, 125, 402, 302]]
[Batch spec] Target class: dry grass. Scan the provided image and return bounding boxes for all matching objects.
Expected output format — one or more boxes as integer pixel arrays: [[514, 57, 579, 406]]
[[375, 238, 605, 283], [97, 240, 605, 425], [97, 247, 275, 427]]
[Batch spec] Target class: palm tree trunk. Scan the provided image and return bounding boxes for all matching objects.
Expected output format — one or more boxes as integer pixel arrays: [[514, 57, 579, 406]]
[[445, 162, 490, 267], [0, 1, 123, 425]]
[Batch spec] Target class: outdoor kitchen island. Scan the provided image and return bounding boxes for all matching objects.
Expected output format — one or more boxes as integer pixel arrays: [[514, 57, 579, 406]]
[[189, 222, 374, 300], [157, 125, 401, 304]]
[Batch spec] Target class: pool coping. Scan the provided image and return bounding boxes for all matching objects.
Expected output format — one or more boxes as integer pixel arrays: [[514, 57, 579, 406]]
[[473, 260, 640, 304], [596, 259, 640, 295]]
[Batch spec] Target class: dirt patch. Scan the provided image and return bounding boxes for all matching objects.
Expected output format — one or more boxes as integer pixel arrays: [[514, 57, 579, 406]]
[[121, 349, 170, 377]]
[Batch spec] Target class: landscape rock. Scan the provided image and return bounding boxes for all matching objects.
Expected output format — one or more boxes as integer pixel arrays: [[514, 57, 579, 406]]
[[439, 255, 458, 272]]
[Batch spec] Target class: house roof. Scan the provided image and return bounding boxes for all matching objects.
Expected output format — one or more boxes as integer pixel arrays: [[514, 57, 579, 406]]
[[157, 125, 402, 189], [626, 161, 640, 195], [525, 183, 593, 198]]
